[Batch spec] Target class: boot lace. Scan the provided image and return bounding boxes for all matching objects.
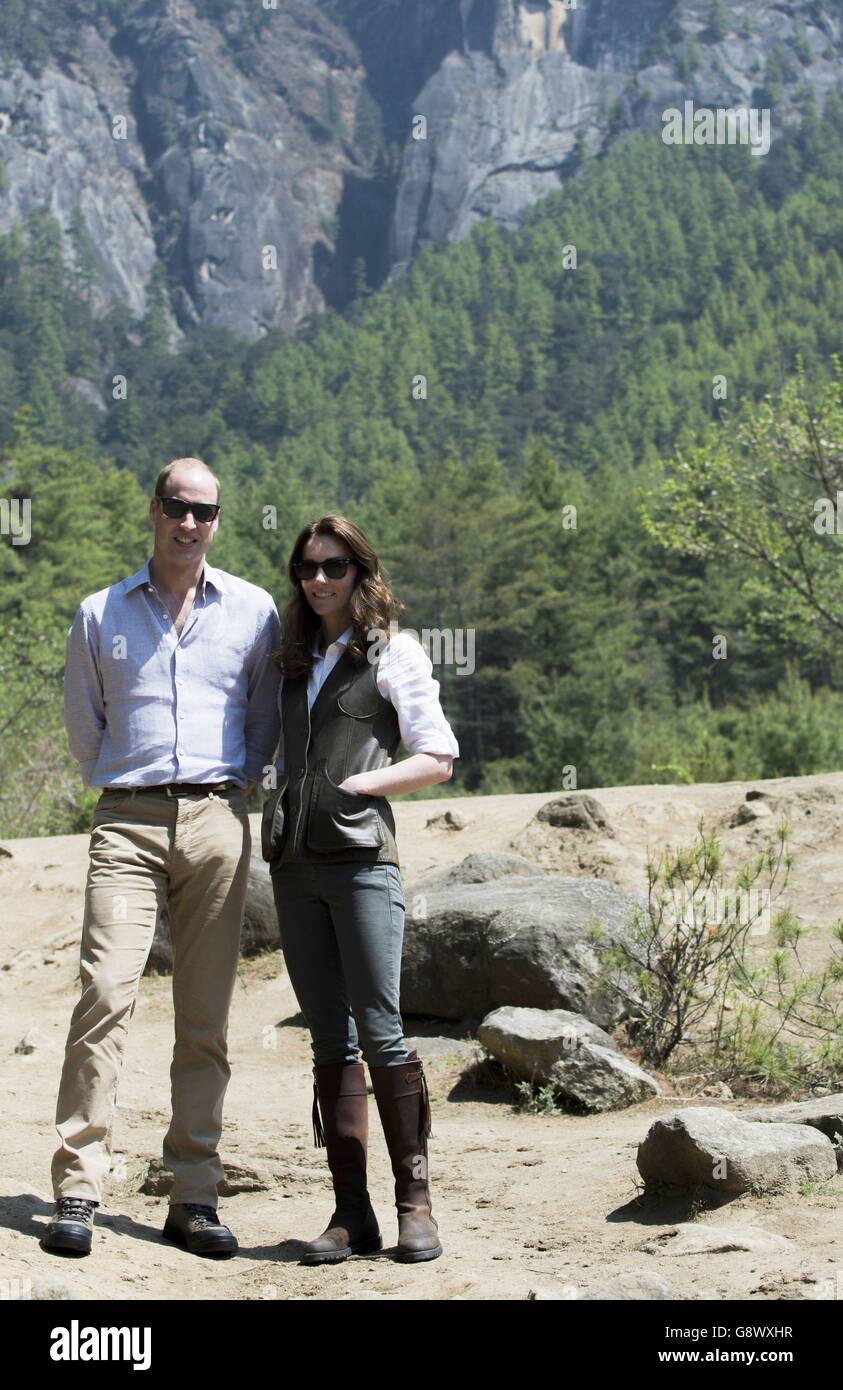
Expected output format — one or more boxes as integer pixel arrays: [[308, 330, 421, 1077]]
[[181, 1203, 219, 1230], [56, 1197, 95, 1223]]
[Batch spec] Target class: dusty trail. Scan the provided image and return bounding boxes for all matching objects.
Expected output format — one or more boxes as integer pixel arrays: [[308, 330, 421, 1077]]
[[2, 779, 841, 1301]]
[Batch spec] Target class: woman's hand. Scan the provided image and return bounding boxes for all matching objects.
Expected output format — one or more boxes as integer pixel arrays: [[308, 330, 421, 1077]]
[[337, 774, 370, 796], [340, 755, 453, 798]]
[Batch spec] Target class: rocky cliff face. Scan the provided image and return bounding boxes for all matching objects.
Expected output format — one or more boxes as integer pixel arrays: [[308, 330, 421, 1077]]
[[1, 0, 840, 340], [388, 0, 843, 267], [0, 0, 371, 338]]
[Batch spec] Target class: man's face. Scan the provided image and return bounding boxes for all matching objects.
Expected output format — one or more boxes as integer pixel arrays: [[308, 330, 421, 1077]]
[[149, 469, 220, 569]]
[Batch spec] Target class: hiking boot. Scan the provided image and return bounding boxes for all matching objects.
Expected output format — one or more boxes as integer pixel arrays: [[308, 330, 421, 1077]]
[[41, 1197, 97, 1256], [162, 1203, 238, 1257]]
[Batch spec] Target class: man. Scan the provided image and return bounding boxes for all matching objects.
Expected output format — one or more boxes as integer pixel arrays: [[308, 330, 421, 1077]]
[[43, 457, 281, 1258]]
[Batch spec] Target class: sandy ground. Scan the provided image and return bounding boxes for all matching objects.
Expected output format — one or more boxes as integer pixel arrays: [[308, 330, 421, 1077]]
[[1, 776, 842, 1302]]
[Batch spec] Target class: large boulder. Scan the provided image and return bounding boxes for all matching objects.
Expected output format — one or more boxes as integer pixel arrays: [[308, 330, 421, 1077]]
[[413, 851, 543, 891], [637, 1107, 838, 1196], [741, 1094, 843, 1165], [401, 874, 643, 1026], [478, 1005, 660, 1112], [146, 855, 280, 974]]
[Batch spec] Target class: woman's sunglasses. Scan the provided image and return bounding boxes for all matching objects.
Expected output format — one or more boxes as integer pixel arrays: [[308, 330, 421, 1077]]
[[156, 495, 221, 524], [293, 557, 356, 581]]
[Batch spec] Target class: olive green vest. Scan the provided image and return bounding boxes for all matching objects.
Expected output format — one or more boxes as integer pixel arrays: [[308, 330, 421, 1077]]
[[261, 649, 401, 867]]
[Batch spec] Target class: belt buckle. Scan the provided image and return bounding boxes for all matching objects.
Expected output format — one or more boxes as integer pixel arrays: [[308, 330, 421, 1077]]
[[165, 781, 230, 798]]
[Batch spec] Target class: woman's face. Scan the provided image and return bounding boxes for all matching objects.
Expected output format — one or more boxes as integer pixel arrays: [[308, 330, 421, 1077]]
[[299, 533, 358, 623]]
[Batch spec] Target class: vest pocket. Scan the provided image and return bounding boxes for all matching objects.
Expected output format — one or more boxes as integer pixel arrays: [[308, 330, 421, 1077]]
[[307, 764, 385, 853], [260, 780, 288, 862]]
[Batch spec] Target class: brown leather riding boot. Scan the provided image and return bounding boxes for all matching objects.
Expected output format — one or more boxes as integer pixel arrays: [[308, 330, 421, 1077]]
[[369, 1050, 443, 1263], [302, 1060, 382, 1265]]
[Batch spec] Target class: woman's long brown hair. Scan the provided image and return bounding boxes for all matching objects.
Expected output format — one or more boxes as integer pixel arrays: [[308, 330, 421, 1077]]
[[278, 515, 406, 678]]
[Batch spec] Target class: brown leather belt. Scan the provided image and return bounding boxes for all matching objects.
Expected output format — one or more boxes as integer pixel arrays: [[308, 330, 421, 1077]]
[[102, 781, 238, 796]]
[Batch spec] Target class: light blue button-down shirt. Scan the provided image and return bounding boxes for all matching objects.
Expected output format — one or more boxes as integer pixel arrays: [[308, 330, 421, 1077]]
[[63, 558, 282, 788]]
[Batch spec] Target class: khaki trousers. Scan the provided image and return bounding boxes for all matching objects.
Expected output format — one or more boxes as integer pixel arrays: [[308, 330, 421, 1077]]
[[51, 786, 252, 1207]]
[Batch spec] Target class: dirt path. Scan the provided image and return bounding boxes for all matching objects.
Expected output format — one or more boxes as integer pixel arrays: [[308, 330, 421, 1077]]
[[1, 780, 841, 1301]]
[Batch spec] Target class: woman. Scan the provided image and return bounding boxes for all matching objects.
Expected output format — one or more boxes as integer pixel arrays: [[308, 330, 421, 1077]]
[[262, 515, 459, 1265]]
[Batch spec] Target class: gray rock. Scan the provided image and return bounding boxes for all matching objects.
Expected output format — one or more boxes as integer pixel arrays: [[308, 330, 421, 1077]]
[[401, 874, 644, 1025], [741, 1094, 843, 1161], [241, 856, 282, 955], [701, 1082, 734, 1100], [139, 1157, 174, 1197], [527, 1283, 580, 1301], [146, 855, 280, 974], [14, 1027, 47, 1055], [415, 851, 542, 889], [637, 1107, 838, 1195], [404, 1034, 478, 1060], [731, 800, 773, 826], [479, 1003, 615, 1058], [536, 792, 614, 835], [140, 1155, 276, 1197], [425, 809, 470, 831], [582, 1271, 684, 1301], [478, 1004, 659, 1112], [30, 1276, 74, 1301], [218, 1160, 278, 1197], [639, 1223, 793, 1257]]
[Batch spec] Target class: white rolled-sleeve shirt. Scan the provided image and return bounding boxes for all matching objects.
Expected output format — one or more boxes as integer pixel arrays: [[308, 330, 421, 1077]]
[[63, 559, 282, 788], [274, 626, 459, 778]]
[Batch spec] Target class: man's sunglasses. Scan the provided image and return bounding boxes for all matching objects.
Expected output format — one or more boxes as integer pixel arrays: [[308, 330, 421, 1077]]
[[293, 557, 356, 581], [156, 495, 221, 523]]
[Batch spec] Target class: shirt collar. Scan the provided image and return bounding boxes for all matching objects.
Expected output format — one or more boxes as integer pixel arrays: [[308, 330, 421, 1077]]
[[311, 624, 354, 660], [123, 558, 227, 598]]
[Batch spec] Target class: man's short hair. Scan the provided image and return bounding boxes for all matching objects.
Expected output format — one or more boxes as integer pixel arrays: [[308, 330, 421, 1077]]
[[153, 458, 221, 503]]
